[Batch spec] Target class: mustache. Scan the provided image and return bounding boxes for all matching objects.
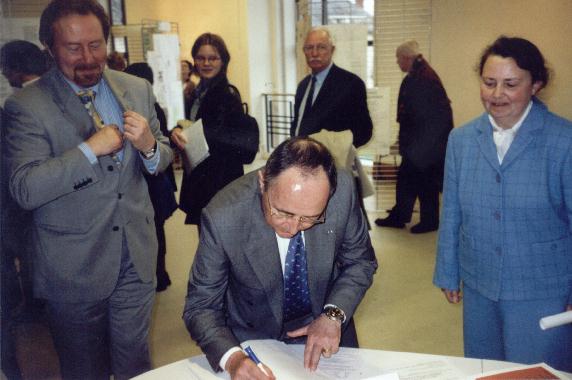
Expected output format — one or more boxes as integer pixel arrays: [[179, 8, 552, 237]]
[[75, 63, 101, 71]]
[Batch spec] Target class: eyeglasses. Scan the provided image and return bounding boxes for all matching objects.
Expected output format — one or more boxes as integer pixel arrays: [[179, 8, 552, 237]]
[[194, 55, 221, 64], [265, 192, 326, 228], [303, 44, 330, 53]]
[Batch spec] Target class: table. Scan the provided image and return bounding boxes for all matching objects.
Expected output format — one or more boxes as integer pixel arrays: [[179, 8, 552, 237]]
[[134, 339, 570, 379]]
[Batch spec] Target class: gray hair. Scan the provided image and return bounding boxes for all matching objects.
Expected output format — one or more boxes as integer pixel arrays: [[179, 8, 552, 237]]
[[306, 26, 335, 47], [396, 40, 419, 57]]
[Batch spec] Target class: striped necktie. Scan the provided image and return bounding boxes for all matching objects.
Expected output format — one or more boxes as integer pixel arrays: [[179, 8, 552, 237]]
[[77, 90, 120, 165]]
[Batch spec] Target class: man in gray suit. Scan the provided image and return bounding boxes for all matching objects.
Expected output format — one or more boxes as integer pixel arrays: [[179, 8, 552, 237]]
[[183, 137, 377, 379], [3, 0, 173, 378]]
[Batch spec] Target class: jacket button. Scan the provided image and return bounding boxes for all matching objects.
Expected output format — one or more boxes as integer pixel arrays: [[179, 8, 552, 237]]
[[496, 174, 501, 183], [118, 193, 122, 199], [112, 226, 119, 231], [246, 322, 254, 328], [494, 211, 501, 220], [107, 165, 114, 172], [495, 247, 501, 256]]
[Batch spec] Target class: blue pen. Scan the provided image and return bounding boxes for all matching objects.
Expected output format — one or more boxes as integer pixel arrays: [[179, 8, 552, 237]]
[[244, 346, 270, 377]]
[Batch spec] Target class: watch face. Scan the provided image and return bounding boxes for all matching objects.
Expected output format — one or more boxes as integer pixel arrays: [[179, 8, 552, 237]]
[[326, 307, 344, 321]]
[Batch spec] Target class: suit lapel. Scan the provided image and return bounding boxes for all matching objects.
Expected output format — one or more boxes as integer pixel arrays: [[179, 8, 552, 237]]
[[475, 115, 501, 171], [243, 198, 284, 327], [304, 212, 337, 315], [499, 104, 543, 169], [42, 69, 94, 139], [104, 70, 135, 166]]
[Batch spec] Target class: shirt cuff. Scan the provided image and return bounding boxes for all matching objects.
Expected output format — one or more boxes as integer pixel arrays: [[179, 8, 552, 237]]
[[140, 147, 160, 174], [219, 346, 243, 372], [78, 143, 98, 165]]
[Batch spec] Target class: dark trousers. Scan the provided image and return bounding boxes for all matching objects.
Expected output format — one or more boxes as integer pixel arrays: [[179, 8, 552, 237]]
[[391, 157, 440, 225], [155, 217, 167, 279], [45, 246, 155, 380]]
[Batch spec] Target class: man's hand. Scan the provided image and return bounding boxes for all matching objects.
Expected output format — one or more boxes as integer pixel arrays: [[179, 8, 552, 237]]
[[225, 351, 275, 380], [86, 124, 123, 157], [441, 288, 462, 304], [567, 304, 572, 311], [287, 314, 342, 371], [123, 110, 156, 152], [170, 127, 188, 150]]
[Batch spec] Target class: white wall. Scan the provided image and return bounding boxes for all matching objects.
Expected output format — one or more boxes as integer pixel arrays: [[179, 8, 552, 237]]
[[431, 0, 572, 126], [246, 0, 297, 151]]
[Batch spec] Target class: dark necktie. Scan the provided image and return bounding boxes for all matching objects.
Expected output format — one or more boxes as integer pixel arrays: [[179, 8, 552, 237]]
[[301, 76, 316, 123], [77, 90, 120, 165], [283, 232, 311, 323]]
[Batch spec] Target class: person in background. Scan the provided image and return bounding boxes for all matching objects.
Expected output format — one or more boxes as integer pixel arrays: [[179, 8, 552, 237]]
[[433, 36, 572, 371], [107, 51, 127, 71], [375, 40, 453, 234], [1, 39, 48, 88], [3, 0, 173, 378], [1, 39, 50, 323], [124, 62, 178, 292], [181, 59, 196, 116], [171, 32, 258, 230], [291, 27, 373, 228], [183, 137, 377, 379]]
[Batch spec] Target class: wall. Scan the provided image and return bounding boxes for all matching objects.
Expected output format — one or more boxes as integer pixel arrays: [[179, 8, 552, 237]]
[[125, 0, 250, 100], [431, 0, 572, 127]]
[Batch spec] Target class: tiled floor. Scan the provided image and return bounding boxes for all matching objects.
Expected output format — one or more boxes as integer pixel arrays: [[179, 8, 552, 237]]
[[9, 171, 464, 378]]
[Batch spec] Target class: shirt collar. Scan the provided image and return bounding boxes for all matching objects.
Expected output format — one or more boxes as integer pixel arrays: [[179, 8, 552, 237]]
[[313, 62, 333, 84], [488, 100, 533, 135]]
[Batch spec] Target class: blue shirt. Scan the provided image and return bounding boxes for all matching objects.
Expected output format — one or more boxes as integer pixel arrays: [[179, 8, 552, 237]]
[[64, 73, 160, 173], [311, 62, 333, 104]]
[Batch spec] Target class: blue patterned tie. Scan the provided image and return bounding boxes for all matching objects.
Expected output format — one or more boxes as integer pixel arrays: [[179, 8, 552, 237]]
[[283, 232, 312, 323]]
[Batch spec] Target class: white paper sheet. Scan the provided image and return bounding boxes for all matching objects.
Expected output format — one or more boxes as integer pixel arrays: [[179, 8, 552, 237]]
[[180, 119, 210, 172]]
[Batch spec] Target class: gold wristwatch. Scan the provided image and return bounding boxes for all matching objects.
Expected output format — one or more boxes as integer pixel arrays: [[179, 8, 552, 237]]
[[323, 305, 346, 323]]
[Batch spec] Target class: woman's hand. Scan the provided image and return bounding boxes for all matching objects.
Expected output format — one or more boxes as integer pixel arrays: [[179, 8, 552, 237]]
[[441, 288, 462, 304], [170, 127, 188, 150]]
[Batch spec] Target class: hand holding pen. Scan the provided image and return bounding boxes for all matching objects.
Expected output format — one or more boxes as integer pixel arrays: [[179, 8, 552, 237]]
[[226, 347, 275, 380]]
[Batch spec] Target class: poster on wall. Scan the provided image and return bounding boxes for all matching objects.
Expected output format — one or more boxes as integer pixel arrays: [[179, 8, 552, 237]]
[[147, 33, 185, 130]]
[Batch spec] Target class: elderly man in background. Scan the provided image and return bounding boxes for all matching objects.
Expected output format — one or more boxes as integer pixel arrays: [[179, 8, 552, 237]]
[[292, 27, 374, 228], [375, 40, 453, 234], [3, 0, 173, 378]]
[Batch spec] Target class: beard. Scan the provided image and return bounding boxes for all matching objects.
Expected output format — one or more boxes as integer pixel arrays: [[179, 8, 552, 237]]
[[73, 63, 104, 87]]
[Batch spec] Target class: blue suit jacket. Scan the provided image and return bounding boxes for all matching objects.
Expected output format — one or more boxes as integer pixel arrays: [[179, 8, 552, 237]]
[[433, 100, 572, 303]]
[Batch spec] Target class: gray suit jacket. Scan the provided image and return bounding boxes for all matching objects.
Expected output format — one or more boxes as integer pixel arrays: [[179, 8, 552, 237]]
[[4, 68, 173, 302], [183, 169, 377, 370]]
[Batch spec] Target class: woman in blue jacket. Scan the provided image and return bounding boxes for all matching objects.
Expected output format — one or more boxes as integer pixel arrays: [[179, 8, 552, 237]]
[[433, 36, 572, 371]]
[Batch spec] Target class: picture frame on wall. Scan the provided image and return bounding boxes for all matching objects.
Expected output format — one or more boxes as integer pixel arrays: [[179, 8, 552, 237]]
[[109, 0, 126, 25]]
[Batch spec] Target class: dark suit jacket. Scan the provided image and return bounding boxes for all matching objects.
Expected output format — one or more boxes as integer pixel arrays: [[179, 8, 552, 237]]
[[3, 67, 173, 302], [179, 76, 254, 225], [291, 64, 373, 148], [397, 56, 453, 173], [183, 169, 378, 370]]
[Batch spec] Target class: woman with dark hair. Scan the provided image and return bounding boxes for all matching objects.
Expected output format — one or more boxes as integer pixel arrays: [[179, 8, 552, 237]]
[[433, 36, 572, 371], [171, 33, 258, 227]]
